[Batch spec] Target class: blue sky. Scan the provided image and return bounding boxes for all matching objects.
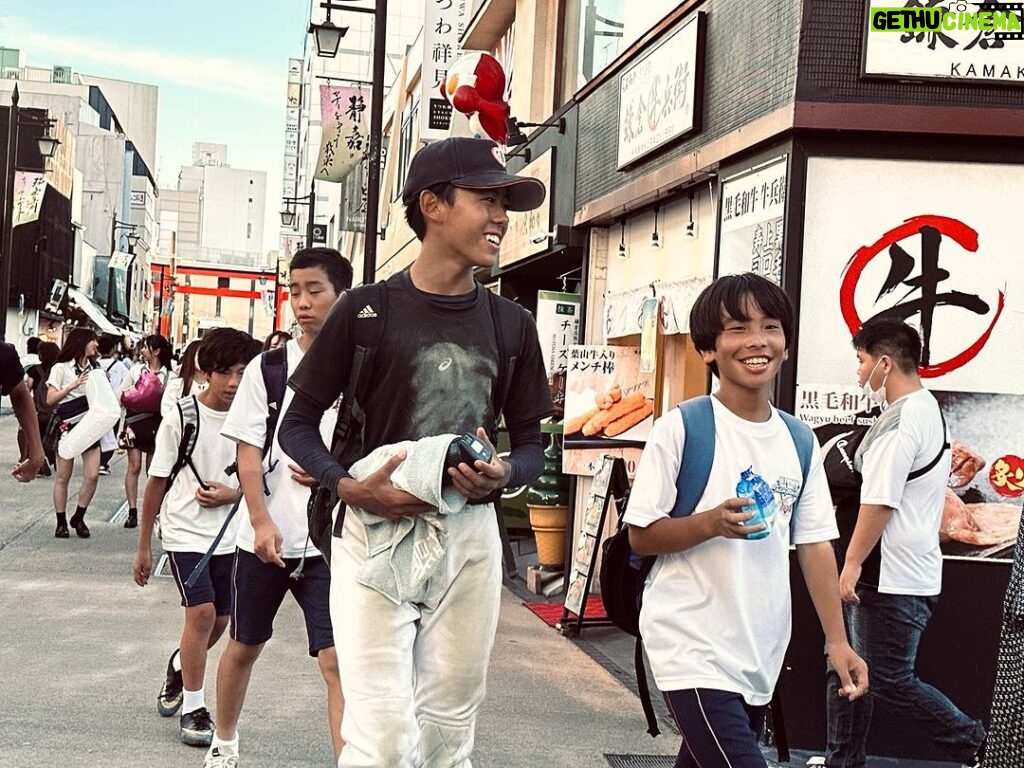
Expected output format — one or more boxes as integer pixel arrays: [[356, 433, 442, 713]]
[[1, 1, 311, 252]]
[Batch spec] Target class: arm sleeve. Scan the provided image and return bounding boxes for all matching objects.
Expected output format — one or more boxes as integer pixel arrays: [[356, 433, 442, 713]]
[[859, 429, 916, 509], [278, 389, 351, 491], [504, 422, 544, 488]]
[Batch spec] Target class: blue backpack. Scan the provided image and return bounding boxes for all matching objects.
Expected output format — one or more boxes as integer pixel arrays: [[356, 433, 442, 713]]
[[599, 395, 814, 736]]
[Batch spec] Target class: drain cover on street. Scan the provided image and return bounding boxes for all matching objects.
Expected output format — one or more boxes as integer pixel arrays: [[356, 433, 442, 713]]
[[604, 757, 675, 768]]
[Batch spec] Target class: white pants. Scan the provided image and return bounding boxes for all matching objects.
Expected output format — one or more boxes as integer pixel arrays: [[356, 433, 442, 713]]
[[330, 507, 502, 768]]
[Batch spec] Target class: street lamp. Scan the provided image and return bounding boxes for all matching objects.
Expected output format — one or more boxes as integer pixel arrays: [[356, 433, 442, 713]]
[[281, 181, 316, 248], [310, 0, 387, 285], [308, 18, 349, 58], [109, 217, 140, 323], [0, 83, 63, 340]]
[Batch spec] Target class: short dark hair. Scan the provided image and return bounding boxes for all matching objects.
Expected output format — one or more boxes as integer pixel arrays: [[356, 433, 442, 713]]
[[197, 328, 259, 373], [38, 341, 60, 367], [26, 337, 40, 354], [57, 328, 98, 364], [290, 247, 353, 294], [689, 273, 795, 377], [851, 317, 921, 374], [404, 182, 456, 241], [97, 335, 118, 356], [262, 330, 291, 351]]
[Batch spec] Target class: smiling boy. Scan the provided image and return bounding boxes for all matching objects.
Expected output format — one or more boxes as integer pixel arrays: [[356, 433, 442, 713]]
[[624, 273, 868, 767], [278, 137, 554, 767]]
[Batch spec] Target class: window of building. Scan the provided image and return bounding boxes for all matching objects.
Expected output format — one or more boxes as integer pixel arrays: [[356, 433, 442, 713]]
[[558, 0, 678, 102], [395, 95, 420, 201], [247, 222, 252, 239]]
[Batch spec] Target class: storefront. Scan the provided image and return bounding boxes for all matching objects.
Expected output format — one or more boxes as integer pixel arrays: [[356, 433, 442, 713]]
[[558, 0, 1023, 756]]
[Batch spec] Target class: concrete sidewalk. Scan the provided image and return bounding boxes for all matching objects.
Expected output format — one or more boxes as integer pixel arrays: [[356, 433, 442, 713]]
[[0, 419, 677, 767]]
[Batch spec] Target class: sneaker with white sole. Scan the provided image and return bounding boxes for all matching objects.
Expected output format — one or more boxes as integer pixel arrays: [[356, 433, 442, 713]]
[[157, 649, 183, 716], [204, 745, 239, 767], [806, 759, 827, 767], [180, 706, 214, 747]]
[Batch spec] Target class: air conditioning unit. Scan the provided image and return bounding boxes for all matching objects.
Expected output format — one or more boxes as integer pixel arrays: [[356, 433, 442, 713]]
[[52, 65, 72, 84]]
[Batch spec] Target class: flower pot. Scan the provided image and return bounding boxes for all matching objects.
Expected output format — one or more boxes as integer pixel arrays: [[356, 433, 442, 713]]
[[528, 504, 570, 568], [526, 433, 572, 569]]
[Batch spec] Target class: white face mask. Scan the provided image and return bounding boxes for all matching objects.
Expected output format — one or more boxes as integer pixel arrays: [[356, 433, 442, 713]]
[[861, 357, 889, 409]]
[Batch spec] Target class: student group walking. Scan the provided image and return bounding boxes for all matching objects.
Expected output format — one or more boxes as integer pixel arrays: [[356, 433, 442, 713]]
[[7, 137, 1015, 767]]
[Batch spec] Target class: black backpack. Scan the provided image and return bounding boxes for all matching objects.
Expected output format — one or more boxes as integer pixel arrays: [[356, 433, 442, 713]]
[[306, 280, 527, 563]]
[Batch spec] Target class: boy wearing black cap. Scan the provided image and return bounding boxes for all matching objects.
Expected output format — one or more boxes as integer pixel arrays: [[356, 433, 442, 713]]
[[279, 137, 554, 766]]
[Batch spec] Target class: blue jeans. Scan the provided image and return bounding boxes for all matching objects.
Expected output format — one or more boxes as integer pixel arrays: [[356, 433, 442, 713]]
[[825, 590, 985, 767], [663, 688, 768, 768]]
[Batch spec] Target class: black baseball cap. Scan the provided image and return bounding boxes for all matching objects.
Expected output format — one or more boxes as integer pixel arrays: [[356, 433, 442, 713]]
[[401, 137, 546, 212]]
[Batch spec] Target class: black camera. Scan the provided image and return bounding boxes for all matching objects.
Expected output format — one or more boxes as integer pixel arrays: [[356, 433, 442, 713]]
[[442, 433, 493, 485]]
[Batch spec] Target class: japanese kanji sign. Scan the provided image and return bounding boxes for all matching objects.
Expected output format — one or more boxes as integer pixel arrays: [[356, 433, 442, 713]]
[[719, 156, 788, 285], [863, 0, 1024, 85], [617, 11, 704, 168], [536, 291, 581, 379], [316, 85, 370, 184], [421, 0, 469, 142], [13, 172, 46, 227], [798, 157, 1017, 395]]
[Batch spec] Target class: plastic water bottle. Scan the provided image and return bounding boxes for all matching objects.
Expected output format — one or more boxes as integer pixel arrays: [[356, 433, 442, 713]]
[[735, 467, 776, 540]]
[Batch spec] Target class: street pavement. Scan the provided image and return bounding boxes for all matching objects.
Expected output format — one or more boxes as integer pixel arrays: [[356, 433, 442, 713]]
[[0, 411, 679, 768]]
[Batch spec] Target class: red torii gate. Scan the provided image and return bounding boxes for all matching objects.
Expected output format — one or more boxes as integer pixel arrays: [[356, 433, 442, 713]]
[[150, 263, 288, 338]]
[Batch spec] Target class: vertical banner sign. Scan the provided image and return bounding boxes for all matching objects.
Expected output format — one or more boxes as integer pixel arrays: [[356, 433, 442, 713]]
[[639, 296, 660, 373], [536, 291, 581, 378], [283, 58, 302, 201], [718, 156, 788, 284], [536, 290, 581, 418], [13, 172, 47, 226], [316, 85, 370, 183], [421, 0, 469, 141]]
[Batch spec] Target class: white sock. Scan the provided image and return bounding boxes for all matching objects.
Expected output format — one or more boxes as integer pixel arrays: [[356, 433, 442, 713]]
[[171, 649, 182, 672], [209, 732, 239, 755], [182, 687, 205, 714]]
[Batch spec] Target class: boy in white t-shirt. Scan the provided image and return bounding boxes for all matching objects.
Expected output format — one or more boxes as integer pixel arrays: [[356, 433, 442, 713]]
[[624, 273, 868, 767], [132, 328, 259, 749], [207, 248, 353, 767], [824, 317, 986, 768]]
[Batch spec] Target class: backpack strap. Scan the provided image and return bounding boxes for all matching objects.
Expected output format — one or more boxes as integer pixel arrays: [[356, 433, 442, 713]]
[[779, 410, 814, 491], [484, 290, 524, 430], [908, 407, 949, 481], [671, 396, 716, 518], [260, 343, 289, 469], [169, 395, 209, 490]]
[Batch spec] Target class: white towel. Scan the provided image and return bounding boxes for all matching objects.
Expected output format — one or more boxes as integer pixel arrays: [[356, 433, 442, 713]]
[[348, 433, 488, 604]]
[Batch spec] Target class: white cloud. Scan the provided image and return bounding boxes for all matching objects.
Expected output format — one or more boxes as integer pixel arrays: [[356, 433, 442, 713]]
[[18, 27, 284, 108]]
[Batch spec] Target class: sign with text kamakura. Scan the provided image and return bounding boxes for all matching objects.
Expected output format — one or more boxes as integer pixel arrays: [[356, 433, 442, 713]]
[[863, 1, 1024, 85]]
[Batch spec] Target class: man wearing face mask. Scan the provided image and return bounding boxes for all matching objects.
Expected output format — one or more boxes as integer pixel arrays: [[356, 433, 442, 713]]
[[821, 317, 986, 768]]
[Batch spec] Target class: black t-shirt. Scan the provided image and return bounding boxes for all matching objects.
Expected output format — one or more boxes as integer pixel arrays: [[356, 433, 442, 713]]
[[0, 343, 23, 396], [289, 269, 553, 457]]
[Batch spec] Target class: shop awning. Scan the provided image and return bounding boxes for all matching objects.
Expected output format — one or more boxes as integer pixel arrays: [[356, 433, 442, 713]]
[[67, 287, 123, 336]]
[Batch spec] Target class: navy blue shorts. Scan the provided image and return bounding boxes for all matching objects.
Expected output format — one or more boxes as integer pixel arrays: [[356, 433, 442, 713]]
[[229, 548, 334, 657], [168, 551, 235, 616], [663, 688, 768, 768]]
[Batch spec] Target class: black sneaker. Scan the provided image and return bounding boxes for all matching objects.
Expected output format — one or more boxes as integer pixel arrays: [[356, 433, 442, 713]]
[[156, 649, 183, 717], [180, 706, 214, 747]]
